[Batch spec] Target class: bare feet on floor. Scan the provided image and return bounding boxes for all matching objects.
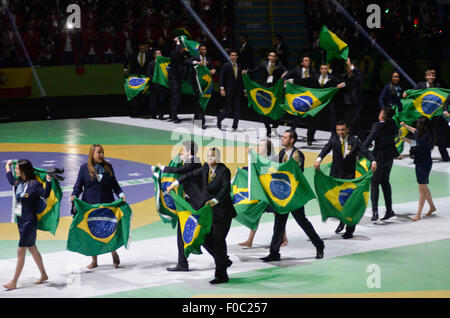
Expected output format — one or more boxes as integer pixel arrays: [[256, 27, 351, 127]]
[[87, 262, 98, 269], [34, 274, 48, 285], [412, 215, 421, 221], [3, 282, 17, 291], [238, 241, 252, 248], [280, 240, 288, 247], [425, 207, 436, 217]]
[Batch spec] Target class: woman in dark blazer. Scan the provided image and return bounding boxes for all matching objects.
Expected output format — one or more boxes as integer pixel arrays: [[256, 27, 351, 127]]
[[378, 70, 404, 111], [70, 144, 125, 269], [401, 118, 437, 221], [4, 159, 52, 291]]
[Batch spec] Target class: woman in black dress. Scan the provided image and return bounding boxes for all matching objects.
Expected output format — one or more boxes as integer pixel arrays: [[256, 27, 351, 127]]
[[4, 159, 52, 291], [70, 144, 125, 269], [401, 117, 437, 221]]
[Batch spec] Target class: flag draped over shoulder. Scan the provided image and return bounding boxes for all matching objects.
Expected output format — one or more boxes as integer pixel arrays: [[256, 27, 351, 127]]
[[248, 151, 316, 213], [124, 75, 150, 101], [67, 198, 132, 256], [319, 25, 349, 63], [397, 88, 450, 125], [177, 35, 200, 56], [314, 168, 371, 226], [153, 55, 195, 95], [242, 74, 285, 121], [231, 168, 268, 230], [11, 161, 62, 235], [151, 155, 185, 229], [281, 82, 339, 117], [170, 191, 212, 258]]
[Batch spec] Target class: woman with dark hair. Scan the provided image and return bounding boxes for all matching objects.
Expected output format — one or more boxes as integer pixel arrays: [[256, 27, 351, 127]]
[[401, 117, 436, 221], [378, 70, 404, 111], [4, 159, 53, 291], [70, 144, 125, 268]]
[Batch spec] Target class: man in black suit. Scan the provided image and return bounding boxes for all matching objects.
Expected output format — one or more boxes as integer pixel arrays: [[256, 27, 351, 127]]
[[363, 107, 399, 221], [167, 147, 236, 284], [188, 44, 216, 129], [237, 34, 254, 70], [314, 121, 377, 239], [147, 49, 168, 119], [273, 34, 289, 69], [261, 129, 325, 262], [411, 69, 450, 162], [168, 37, 189, 124], [217, 50, 245, 131], [244, 51, 288, 136], [157, 141, 202, 272]]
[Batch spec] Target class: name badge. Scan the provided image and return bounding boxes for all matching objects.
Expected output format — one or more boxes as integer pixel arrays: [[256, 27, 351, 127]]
[[267, 76, 274, 84], [14, 203, 22, 217]]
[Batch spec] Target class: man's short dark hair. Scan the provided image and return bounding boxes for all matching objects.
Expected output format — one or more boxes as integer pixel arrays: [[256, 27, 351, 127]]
[[199, 43, 207, 49], [182, 140, 198, 156], [336, 121, 347, 127], [285, 129, 298, 143], [240, 34, 248, 39], [383, 107, 395, 120], [230, 49, 239, 55]]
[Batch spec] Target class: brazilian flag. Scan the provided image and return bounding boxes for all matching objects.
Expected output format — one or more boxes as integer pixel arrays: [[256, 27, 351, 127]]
[[194, 65, 213, 112], [248, 151, 316, 213], [124, 75, 150, 101], [355, 157, 372, 179], [314, 168, 371, 226], [281, 82, 339, 117], [394, 126, 409, 155], [170, 191, 212, 258], [173, 28, 192, 39], [67, 198, 132, 256], [151, 155, 185, 229], [242, 74, 285, 121], [397, 88, 450, 125], [319, 25, 349, 63], [178, 35, 200, 57], [10, 161, 62, 235], [231, 168, 268, 230], [153, 55, 195, 95]]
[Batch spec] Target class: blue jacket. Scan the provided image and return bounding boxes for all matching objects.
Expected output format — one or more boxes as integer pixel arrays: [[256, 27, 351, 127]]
[[379, 83, 404, 111], [6, 171, 52, 221], [71, 163, 123, 204]]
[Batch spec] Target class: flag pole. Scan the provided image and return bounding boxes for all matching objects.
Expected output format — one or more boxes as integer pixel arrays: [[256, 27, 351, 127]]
[[327, 0, 417, 88]]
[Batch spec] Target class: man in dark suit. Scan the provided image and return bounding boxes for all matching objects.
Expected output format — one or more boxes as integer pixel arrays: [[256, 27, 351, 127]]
[[314, 121, 377, 239], [363, 107, 399, 221], [157, 141, 202, 272], [188, 44, 216, 129], [273, 34, 289, 69], [237, 34, 254, 70], [147, 49, 168, 119], [167, 147, 236, 284], [244, 51, 288, 136], [168, 37, 189, 124], [412, 69, 449, 162], [217, 50, 245, 131], [261, 129, 325, 262]]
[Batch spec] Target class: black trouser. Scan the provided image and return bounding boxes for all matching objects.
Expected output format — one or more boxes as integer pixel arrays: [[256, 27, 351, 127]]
[[169, 76, 182, 119], [176, 220, 188, 267], [202, 217, 232, 279], [431, 116, 450, 161], [291, 114, 322, 142], [269, 207, 323, 256], [130, 93, 147, 116], [149, 84, 168, 117], [345, 103, 362, 138], [218, 89, 241, 129], [193, 93, 205, 126], [371, 158, 394, 213], [261, 115, 279, 136]]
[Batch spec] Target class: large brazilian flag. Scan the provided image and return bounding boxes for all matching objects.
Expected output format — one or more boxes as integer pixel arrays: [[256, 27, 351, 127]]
[[281, 82, 339, 117], [153, 55, 196, 95], [194, 65, 213, 112], [124, 75, 150, 101], [242, 73, 285, 121], [319, 25, 349, 63], [177, 35, 200, 57], [151, 155, 185, 229], [397, 88, 450, 125], [231, 168, 268, 230], [10, 161, 62, 235], [67, 198, 132, 256], [314, 168, 371, 226], [248, 151, 316, 213], [170, 191, 212, 258]]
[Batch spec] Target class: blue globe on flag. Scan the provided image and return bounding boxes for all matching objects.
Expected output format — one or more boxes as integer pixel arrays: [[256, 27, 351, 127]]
[[255, 90, 273, 109], [183, 215, 200, 244], [87, 208, 118, 239], [269, 173, 292, 200], [338, 188, 354, 207], [292, 95, 313, 112], [421, 94, 442, 116]]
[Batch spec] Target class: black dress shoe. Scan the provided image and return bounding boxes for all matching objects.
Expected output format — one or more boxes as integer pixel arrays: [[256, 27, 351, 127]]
[[166, 265, 189, 272], [227, 259, 233, 268], [202, 125, 207, 130], [307, 140, 312, 146], [315, 246, 324, 259], [260, 253, 280, 262], [335, 222, 345, 234], [209, 277, 229, 284], [371, 211, 379, 221], [342, 232, 353, 239], [381, 211, 395, 220], [173, 118, 181, 124]]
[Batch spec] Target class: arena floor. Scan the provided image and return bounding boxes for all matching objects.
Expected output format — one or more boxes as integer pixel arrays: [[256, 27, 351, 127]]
[[1, 115, 449, 298]]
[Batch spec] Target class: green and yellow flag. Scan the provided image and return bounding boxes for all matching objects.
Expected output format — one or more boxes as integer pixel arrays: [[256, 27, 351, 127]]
[[151, 155, 185, 229], [195, 65, 213, 112], [153, 55, 195, 95], [314, 168, 371, 226], [170, 191, 213, 258], [248, 151, 316, 213], [243, 74, 285, 121], [394, 126, 409, 155], [397, 88, 450, 125], [67, 198, 132, 256], [231, 168, 268, 230], [281, 82, 339, 117], [10, 161, 62, 235], [124, 75, 150, 101], [178, 35, 200, 57], [319, 25, 349, 63], [173, 28, 192, 39]]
